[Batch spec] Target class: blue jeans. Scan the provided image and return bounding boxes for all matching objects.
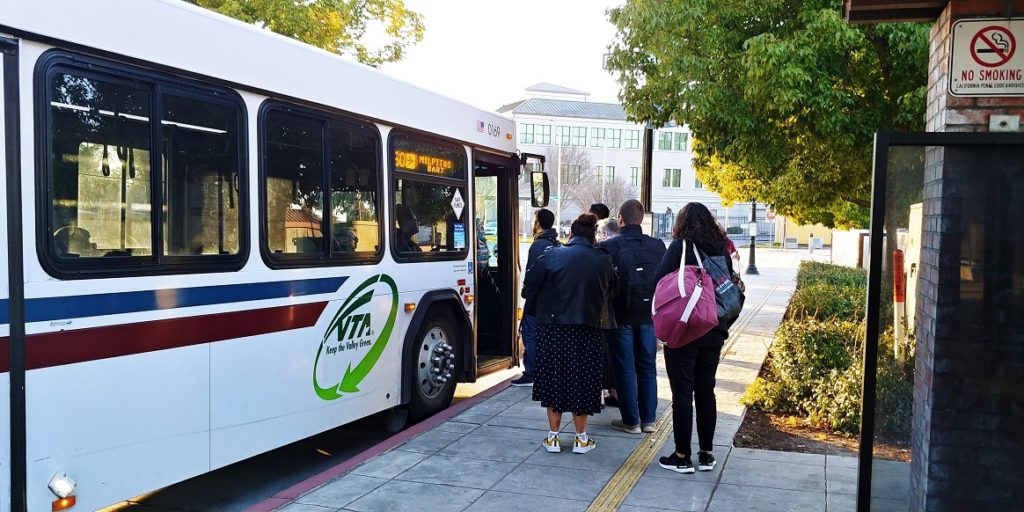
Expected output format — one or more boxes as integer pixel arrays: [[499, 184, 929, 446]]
[[519, 314, 538, 379], [608, 323, 658, 425]]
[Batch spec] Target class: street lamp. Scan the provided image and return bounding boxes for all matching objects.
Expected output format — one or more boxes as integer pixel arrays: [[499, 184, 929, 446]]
[[746, 201, 759, 275]]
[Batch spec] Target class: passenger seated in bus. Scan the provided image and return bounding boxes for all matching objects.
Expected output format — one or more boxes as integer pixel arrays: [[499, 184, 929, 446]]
[[53, 224, 96, 257], [395, 204, 421, 252], [333, 225, 358, 252]]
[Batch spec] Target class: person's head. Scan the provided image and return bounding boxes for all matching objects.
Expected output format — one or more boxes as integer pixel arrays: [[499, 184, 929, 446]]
[[396, 204, 418, 236], [618, 199, 645, 227], [596, 218, 620, 243], [534, 208, 555, 232], [672, 202, 727, 248], [571, 213, 599, 244], [588, 203, 610, 220]]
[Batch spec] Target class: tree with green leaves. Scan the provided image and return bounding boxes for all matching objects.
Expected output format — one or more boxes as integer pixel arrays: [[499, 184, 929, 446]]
[[188, 0, 425, 67], [606, 1, 929, 228]]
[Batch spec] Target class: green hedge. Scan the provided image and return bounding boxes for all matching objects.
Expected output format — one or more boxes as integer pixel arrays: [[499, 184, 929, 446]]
[[795, 261, 867, 289], [742, 261, 912, 438], [788, 283, 867, 321]]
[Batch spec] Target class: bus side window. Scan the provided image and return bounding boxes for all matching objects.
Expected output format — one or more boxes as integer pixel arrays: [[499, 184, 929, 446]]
[[42, 56, 247, 276], [260, 103, 383, 266]]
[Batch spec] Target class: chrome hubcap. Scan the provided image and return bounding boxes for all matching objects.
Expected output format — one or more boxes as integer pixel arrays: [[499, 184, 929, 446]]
[[417, 327, 455, 399]]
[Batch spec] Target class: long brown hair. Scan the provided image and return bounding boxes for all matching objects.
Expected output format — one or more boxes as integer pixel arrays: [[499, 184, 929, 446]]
[[671, 203, 728, 251]]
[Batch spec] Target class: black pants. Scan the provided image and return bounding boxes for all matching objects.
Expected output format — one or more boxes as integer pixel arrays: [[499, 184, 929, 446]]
[[663, 331, 725, 456]]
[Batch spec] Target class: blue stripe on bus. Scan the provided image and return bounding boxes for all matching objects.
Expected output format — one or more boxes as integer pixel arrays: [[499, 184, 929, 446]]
[[0, 298, 7, 325], [22, 276, 348, 323]]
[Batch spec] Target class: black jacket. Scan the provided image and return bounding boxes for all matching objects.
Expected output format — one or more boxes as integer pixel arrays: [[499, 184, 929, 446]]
[[599, 224, 667, 325], [654, 237, 734, 336], [523, 236, 617, 329], [521, 228, 562, 316]]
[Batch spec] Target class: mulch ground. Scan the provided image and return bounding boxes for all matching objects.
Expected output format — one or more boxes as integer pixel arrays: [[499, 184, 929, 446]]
[[734, 409, 911, 462]]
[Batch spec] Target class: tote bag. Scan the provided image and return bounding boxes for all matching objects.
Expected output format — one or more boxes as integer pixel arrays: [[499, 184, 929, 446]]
[[652, 241, 719, 348], [700, 250, 745, 327]]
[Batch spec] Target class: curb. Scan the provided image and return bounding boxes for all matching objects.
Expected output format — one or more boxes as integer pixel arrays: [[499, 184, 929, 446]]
[[244, 377, 515, 512]]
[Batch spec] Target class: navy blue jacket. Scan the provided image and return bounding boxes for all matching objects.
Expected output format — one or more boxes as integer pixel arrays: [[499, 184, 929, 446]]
[[521, 228, 560, 316]]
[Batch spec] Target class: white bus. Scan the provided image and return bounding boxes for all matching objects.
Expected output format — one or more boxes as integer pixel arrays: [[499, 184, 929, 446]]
[[0, 1, 549, 510]]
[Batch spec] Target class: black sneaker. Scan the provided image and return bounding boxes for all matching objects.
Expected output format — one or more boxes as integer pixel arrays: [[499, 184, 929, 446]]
[[658, 453, 695, 474], [697, 451, 716, 471], [510, 376, 534, 387]]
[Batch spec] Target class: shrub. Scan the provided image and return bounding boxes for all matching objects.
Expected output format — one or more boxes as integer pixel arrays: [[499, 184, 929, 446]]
[[742, 319, 862, 415], [742, 374, 800, 413], [875, 331, 914, 440], [807, 365, 862, 434], [788, 283, 867, 322], [770, 319, 862, 388], [796, 261, 867, 289], [743, 260, 914, 441]]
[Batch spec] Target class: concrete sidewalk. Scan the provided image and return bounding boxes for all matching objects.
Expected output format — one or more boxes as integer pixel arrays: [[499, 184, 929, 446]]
[[268, 249, 887, 512]]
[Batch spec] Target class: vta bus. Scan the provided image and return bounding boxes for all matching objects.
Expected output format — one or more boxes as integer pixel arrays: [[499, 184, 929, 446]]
[[0, 1, 549, 509]]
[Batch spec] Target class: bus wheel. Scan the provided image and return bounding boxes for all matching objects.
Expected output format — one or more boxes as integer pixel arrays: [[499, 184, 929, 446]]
[[407, 311, 459, 422]]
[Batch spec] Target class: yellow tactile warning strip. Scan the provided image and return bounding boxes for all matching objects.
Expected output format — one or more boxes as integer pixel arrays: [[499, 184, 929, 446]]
[[587, 279, 782, 511], [587, 390, 675, 511]]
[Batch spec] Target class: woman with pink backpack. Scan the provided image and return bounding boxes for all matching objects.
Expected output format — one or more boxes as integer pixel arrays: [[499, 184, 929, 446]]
[[652, 203, 735, 474]]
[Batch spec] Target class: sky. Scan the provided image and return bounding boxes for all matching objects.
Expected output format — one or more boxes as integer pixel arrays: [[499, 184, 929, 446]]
[[376, 0, 625, 112]]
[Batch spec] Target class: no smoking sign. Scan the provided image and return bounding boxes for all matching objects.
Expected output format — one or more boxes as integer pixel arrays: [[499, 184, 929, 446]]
[[950, 19, 1024, 97]]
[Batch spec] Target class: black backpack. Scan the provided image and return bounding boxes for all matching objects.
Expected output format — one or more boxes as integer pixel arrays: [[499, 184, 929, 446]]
[[613, 234, 663, 317]]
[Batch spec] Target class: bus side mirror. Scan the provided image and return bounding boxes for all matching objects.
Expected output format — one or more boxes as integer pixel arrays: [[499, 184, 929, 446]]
[[530, 171, 549, 208]]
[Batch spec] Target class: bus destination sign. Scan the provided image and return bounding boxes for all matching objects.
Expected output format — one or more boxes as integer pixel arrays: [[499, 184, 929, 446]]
[[394, 149, 455, 176]]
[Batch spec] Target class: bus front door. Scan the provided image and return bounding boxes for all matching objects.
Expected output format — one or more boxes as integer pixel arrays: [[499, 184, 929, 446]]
[[472, 152, 519, 375]]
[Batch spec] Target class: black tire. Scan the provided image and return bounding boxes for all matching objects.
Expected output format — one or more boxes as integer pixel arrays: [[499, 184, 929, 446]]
[[406, 310, 460, 422]]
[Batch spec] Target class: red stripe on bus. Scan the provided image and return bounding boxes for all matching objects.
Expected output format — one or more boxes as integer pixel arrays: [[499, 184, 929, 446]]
[[0, 336, 8, 374], [0, 302, 328, 372]]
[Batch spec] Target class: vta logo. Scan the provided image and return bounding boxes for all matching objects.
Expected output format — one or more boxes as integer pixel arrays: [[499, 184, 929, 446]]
[[337, 312, 373, 341], [313, 274, 398, 400]]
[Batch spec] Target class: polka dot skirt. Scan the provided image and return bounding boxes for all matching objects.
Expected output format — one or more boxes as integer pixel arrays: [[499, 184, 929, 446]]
[[532, 323, 605, 416]]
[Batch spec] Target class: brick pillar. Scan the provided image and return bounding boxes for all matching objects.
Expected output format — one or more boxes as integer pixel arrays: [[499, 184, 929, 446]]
[[915, 2, 1024, 511]]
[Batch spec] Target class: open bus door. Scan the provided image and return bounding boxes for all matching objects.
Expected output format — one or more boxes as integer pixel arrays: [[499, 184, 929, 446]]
[[470, 151, 546, 376]]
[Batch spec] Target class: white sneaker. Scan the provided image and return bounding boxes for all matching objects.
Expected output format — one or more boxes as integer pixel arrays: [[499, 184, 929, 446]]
[[572, 436, 596, 454], [542, 434, 561, 453]]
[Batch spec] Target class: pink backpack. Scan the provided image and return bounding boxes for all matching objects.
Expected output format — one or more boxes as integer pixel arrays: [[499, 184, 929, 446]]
[[652, 240, 719, 348]]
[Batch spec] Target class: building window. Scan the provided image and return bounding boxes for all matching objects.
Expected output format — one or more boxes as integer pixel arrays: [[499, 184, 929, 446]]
[[662, 168, 681, 188], [562, 164, 582, 184], [591, 127, 606, 147], [625, 130, 640, 149], [570, 126, 586, 147], [537, 124, 551, 145], [595, 165, 603, 182], [658, 132, 672, 151], [607, 129, 622, 148], [630, 166, 639, 186], [605, 165, 615, 182], [694, 177, 704, 189], [519, 123, 535, 144], [558, 125, 570, 146], [674, 132, 689, 151]]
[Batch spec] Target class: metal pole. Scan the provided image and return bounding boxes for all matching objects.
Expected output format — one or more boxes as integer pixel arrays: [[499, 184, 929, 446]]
[[640, 125, 653, 210], [556, 139, 563, 235], [746, 201, 760, 275]]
